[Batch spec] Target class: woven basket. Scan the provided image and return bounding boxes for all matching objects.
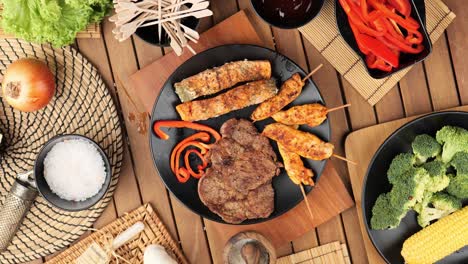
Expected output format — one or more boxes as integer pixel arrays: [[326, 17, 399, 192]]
[[0, 38, 123, 263], [46, 204, 188, 264]]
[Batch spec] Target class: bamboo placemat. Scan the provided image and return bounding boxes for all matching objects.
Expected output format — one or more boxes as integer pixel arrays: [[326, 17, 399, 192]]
[[0, 5, 101, 39], [46, 204, 188, 264], [0, 38, 123, 263], [299, 0, 455, 105], [277, 241, 351, 264]]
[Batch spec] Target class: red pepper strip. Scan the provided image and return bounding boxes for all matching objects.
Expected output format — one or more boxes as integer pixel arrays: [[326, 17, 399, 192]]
[[170, 132, 210, 173], [173, 141, 210, 174], [366, 54, 393, 72], [380, 17, 405, 41], [387, 0, 411, 17], [176, 167, 191, 183], [153, 120, 221, 141], [369, 0, 419, 30], [384, 34, 424, 54], [368, 10, 383, 21], [376, 36, 402, 53], [360, 0, 369, 20], [370, 17, 386, 33], [359, 34, 399, 67], [406, 29, 423, 44], [184, 149, 207, 178], [349, 19, 370, 55], [340, 0, 384, 37]]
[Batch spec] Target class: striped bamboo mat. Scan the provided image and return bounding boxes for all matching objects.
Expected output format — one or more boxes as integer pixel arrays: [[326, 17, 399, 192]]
[[299, 0, 455, 105], [277, 241, 351, 264]]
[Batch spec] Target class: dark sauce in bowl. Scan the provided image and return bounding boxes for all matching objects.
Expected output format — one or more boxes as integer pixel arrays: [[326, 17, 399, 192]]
[[251, 0, 324, 28]]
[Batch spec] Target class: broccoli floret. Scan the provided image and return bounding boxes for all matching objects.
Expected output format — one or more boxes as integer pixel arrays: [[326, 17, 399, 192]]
[[390, 167, 429, 210], [417, 207, 450, 227], [451, 151, 468, 175], [421, 160, 450, 192], [414, 191, 433, 214], [387, 153, 416, 184], [412, 134, 441, 164], [371, 193, 408, 230], [431, 192, 462, 211], [436, 126, 468, 163], [416, 192, 461, 227], [446, 173, 468, 199]]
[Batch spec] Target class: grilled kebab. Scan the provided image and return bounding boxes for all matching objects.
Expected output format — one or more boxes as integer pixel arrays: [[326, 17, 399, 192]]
[[174, 60, 271, 102], [250, 73, 305, 121], [176, 79, 278, 121], [262, 123, 334, 161]]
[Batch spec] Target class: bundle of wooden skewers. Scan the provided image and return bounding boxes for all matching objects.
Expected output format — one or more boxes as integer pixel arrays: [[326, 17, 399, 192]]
[[110, 0, 213, 56]]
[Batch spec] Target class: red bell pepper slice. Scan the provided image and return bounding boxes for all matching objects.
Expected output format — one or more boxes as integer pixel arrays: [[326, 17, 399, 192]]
[[153, 120, 221, 141], [388, 0, 411, 17], [384, 34, 424, 54], [340, 0, 385, 37], [369, 0, 419, 30], [366, 54, 393, 72], [349, 18, 370, 55], [406, 29, 423, 44], [358, 33, 399, 67]]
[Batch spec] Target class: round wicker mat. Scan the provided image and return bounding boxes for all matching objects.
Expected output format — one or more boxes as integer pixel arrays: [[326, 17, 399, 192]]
[[0, 38, 123, 263]]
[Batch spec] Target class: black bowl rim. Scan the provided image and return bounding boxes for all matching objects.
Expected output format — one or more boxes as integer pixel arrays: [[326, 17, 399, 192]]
[[361, 110, 468, 263], [148, 43, 331, 225], [249, 0, 326, 29], [335, 0, 433, 79], [134, 17, 200, 47], [34, 134, 112, 212]]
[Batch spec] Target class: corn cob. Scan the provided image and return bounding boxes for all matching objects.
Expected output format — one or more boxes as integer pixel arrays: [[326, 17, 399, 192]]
[[401, 206, 468, 264]]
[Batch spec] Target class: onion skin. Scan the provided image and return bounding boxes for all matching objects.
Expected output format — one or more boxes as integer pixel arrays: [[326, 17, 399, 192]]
[[2, 58, 55, 112]]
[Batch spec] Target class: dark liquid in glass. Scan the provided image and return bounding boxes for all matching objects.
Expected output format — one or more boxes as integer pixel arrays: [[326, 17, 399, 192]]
[[252, 0, 320, 28]]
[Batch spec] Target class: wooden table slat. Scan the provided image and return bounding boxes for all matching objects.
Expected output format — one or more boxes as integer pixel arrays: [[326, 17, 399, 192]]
[[424, 35, 460, 110], [445, 0, 468, 105], [22, 1, 467, 263]]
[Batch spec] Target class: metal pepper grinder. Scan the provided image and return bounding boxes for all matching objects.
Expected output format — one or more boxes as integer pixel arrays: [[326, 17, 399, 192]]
[[0, 171, 38, 252]]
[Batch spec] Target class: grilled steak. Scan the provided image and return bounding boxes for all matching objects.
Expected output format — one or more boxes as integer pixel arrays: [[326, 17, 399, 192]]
[[198, 118, 281, 223]]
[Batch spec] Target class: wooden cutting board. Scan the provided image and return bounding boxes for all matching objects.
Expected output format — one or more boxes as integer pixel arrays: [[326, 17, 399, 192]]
[[130, 10, 354, 248], [344, 105, 468, 264]]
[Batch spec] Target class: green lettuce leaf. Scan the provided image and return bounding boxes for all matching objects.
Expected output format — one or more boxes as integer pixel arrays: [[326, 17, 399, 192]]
[[1, 0, 111, 47]]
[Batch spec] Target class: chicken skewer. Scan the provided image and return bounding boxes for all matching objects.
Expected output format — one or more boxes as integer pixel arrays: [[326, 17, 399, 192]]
[[250, 64, 323, 121], [272, 103, 351, 128], [262, 123, 357, 165]]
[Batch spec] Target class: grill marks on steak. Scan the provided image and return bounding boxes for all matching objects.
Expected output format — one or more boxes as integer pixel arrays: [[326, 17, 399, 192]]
[[198, 118, 280, 223]]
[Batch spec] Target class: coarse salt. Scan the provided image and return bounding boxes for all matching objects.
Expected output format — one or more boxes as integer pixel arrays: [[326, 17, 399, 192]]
[[44, 139, 106, 202]]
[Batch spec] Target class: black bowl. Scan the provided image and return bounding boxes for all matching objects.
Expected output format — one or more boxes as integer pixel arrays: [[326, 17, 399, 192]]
[[250, 0, 325, 29], [363, 111, 468, 263], [335, 0, 432, 79], [149, 44, 330, 224], [135, 16, 199, 47], [34, 134, 112, 212]]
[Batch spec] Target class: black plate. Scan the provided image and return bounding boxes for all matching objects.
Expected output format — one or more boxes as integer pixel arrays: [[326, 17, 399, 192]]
[[149, 44, 330, 224], [363, 111, 468, 263], [335, 0, 432, 79]]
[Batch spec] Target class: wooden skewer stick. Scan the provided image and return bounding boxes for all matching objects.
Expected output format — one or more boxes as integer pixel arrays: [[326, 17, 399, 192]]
[[302, 64, 323, 82], [332, 154, 357, 165], [327, 103, 351, 113], [299, 184, 314, 223]]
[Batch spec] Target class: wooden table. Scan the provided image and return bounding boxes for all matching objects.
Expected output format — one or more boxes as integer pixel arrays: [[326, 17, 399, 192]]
[[28, 0, 467, 263]]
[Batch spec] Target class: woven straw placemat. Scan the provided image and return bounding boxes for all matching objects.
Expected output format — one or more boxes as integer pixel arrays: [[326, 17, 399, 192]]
[[0, 38, 123, 263], [299, 0, 455, 105], [46, 204, 188, 264], [277, 241, 351, 264], [0, 5, 101, 39]]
